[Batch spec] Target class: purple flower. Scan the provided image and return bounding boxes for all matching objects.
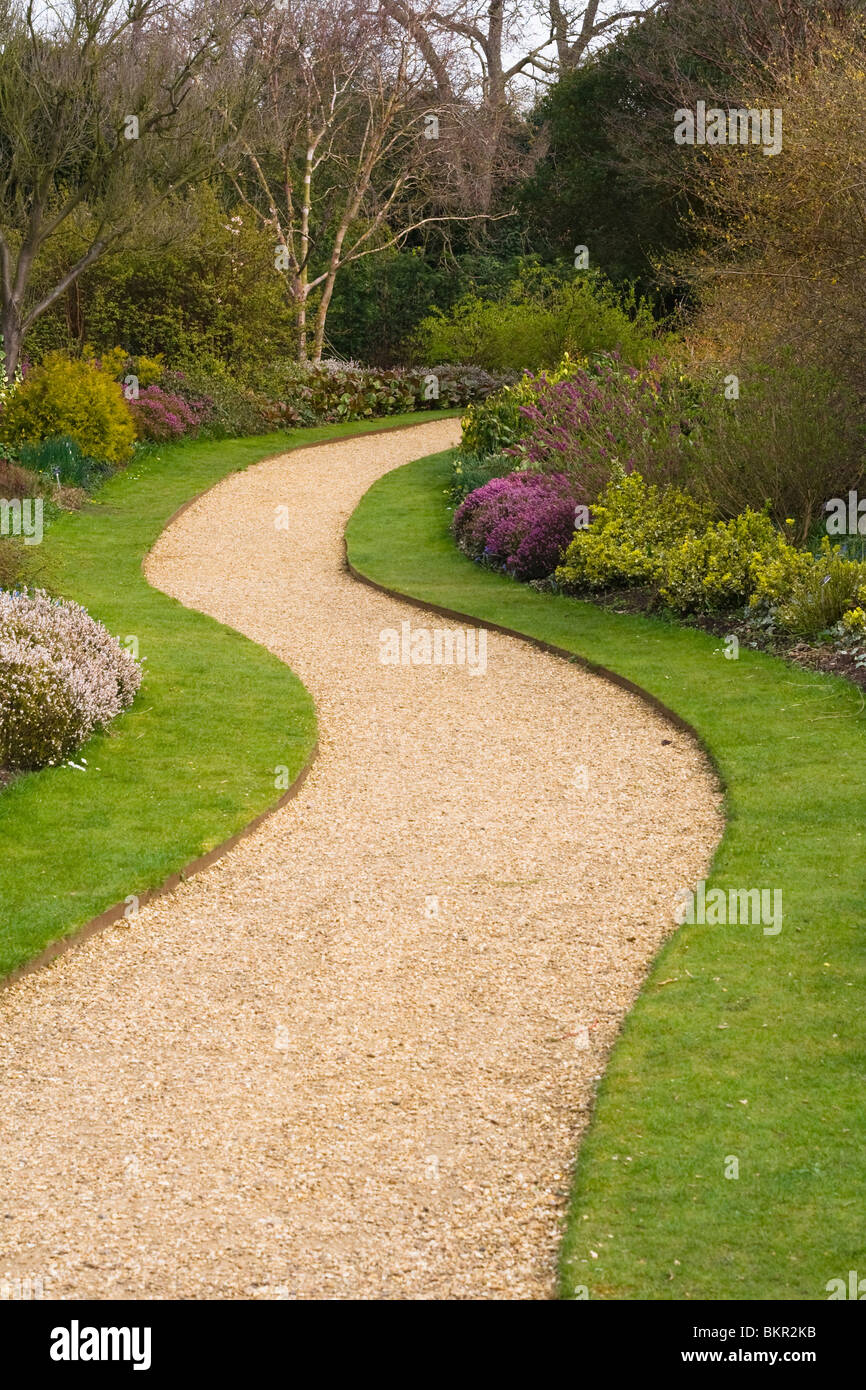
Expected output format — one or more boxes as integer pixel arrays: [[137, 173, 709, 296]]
[[453, 471, 586, 581]]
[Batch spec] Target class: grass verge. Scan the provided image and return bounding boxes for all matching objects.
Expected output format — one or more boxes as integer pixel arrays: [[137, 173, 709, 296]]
[[346, 447, 866, 1301], [0, 413, 450, 979]]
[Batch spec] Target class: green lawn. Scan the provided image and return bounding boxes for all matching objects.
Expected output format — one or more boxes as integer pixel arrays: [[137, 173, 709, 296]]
[[346, 447, 866, 1302], [0, 413, 449, 979]]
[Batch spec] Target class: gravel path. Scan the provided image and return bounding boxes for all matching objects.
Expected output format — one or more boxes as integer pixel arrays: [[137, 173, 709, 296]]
[[0, 420, 722, 1300]]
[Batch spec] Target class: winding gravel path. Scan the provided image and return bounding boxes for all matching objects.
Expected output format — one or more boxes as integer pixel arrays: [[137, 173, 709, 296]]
[[0, 420, 722, 1299]]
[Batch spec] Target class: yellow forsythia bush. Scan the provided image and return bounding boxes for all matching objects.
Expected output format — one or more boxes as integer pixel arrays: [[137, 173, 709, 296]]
[[0, 352, 137, 463]]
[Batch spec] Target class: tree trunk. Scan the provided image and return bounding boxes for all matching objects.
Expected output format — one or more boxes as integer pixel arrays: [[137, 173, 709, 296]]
[[1, 302, 22, 379]]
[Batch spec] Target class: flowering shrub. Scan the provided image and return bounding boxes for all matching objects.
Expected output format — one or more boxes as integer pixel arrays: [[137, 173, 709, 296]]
[[512, 356, 695, 499], [556, 472, 710, 592], [460, 354, 579, 459], [128, 385, 214, 441], [453, 471, 585, 581], [161, 366, 272, 438], [0, 590, 142, 770], [0, 353, 136, 463]]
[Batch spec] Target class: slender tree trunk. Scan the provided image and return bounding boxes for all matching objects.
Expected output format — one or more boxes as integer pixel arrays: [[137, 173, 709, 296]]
[[1, 302, 23, 379], [312, 269, 338, 362], [294, 277, 308, 362]]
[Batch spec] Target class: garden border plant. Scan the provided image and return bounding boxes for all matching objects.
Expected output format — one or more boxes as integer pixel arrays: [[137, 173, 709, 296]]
[[345, 446, 866, 1302], [0, 411, 454, 982]]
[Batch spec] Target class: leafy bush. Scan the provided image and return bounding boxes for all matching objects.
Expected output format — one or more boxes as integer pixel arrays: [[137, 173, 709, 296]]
[[660, 510, 801, 614], [0, 590, 141, 770], [263, 361, 509, 427], [413, 270, 660, 372], [128, 385, 214, 442], [453, 471, 585, 581], [419, 363, 515, 407], [687, 361, 865, 541], [96, 347, 164, 389], [0, 353, 136, 463], [556, 472, 710, 591], [774, 539, 866, 636]]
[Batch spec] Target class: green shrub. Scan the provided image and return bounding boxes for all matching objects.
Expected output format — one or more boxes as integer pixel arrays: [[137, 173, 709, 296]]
[[414, 270, 660, 373], [1, 354, 136, 463], [660, 509, 800, 614], [460, 355, 579, 459], [556, 472, 710, 591], [774, 539, 866, 636], [448, 451, 516, 505], [96, 347, 164, 389], [688, 360, 865, 542]]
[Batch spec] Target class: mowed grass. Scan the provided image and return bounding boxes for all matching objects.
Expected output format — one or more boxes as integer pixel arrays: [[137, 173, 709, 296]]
[[346, 448, 866, 1301], [0, 413, 449, 978]]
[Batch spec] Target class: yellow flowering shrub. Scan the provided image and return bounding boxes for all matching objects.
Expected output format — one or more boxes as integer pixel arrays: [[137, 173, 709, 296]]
[[841, 606, 866, 634], [1, 353, 136, 463]]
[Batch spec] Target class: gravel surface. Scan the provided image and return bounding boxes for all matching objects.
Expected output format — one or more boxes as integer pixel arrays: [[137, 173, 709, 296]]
[[0, 420, 722, 1300]]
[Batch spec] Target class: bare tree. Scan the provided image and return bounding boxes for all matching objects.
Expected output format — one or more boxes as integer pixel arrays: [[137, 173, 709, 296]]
[[0, 0, 250, 376], [224, 0, 483, 361], [379, 1, 661, 208]]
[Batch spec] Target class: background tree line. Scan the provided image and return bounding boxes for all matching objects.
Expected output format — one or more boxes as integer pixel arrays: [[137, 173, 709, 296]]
[[1, 0, 863, 383]]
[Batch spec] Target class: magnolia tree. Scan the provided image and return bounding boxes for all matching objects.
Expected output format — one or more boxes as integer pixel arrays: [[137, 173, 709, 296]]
[[0, 0, 250, 377]]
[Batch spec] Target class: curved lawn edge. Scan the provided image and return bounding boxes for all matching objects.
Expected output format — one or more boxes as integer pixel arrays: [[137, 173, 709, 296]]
[[0, 412, 457, 982], [345, 447, 866, 1302]]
